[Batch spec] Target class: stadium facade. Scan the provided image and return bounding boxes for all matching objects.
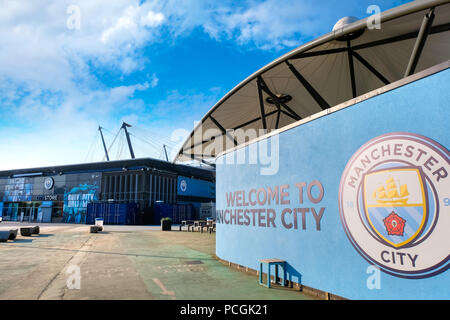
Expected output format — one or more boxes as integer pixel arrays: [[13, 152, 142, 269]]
[[0, 158, 215, 224]]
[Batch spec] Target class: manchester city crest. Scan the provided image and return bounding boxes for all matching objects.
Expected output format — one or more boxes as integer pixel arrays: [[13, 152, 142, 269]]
[[362, 167, 428, 248], [339, 132, 449, 279]]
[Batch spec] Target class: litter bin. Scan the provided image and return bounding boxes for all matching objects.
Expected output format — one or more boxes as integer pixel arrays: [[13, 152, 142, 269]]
[[95, 218, 104, 228]]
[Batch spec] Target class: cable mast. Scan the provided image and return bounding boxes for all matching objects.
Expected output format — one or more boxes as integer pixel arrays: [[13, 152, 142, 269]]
[[98, 126, 110, 161], [163, 144, 169, 162], [121, 122, 135, 159]]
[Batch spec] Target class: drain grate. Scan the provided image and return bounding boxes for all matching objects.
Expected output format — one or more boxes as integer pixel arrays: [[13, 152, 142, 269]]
[[185, 260, 203, 265]]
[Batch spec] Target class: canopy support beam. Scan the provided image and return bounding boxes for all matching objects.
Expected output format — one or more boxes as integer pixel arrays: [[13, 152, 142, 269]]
[[256, 77, 268, 130], [352, 51, 390, 85], [189, 153, 216, 168], [209, 115, 238, 146], [285, 61, 330, 110], [187, 134, 221, 152], [346, 38, 357, 98], [258, 76, 302, 121], [275, 108, 281, 129], [234, 109, 280, 130], [405, 8, 435, 77], [291, 22, 450, 59], [185, 109, 282, 153], [292, 47, 347, 59]]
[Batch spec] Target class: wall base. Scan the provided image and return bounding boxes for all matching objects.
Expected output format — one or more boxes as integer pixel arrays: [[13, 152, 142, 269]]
[[214, 256, 347, 300]]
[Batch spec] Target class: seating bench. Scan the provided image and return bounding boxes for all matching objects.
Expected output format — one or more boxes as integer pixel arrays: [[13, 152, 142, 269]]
[[192, 220, 207, 232], [208, 222, 216, 234], [258, 259, 287, 288], [179, 220, 194, 232]]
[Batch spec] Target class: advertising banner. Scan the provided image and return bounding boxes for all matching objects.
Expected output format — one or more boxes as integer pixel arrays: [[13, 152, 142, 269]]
[[177, 176, 215, 199]]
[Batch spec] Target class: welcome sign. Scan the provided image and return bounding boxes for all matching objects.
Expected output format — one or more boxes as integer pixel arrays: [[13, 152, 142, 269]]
[[215, 68, 449, 299], [217, 181, 325, 231]]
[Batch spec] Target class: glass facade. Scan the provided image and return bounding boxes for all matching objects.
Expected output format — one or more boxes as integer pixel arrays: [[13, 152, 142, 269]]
[[0, 173, 101, 224], [0, 163, 215, 224]]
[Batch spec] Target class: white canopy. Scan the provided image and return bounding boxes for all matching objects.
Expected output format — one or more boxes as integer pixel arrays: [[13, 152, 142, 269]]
[[175, 0, 450, 165]]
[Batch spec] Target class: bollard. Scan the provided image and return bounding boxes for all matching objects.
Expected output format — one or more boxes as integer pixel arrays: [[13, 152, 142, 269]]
[[8, 229, 18, 240], [20, 227, 33, 236], [90, 225, 100, 233]]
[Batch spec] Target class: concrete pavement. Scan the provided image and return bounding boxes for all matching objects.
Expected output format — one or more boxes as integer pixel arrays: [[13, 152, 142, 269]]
[[0, 222, 314, 300]]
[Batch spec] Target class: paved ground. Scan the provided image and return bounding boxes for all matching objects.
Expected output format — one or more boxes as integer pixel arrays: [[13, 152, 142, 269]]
[[0, 222, 314, 300]]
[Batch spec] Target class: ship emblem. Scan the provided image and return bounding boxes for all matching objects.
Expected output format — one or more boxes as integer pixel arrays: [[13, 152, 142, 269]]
[[362, 167, 428, 248]]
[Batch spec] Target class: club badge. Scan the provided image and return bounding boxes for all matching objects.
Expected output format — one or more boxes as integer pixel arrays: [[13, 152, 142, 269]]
[[339, 132, 449, 278]]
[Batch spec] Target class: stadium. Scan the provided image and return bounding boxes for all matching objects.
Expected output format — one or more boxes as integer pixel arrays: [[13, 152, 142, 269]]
[[0, 157, 215, 224], [0, 0, 448, 301], [175, 0, 450, 300]]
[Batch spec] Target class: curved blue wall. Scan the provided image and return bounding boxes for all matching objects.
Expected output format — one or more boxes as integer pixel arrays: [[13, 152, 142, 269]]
[[216, 68, 449, 300]]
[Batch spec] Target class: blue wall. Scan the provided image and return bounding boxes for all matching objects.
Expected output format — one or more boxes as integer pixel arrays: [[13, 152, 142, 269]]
[[215, 68, 450, 300]]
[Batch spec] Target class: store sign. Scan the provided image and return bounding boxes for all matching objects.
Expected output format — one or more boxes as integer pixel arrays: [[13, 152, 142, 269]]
[[33, 195, 59, 201], [339, 132, 449, 278]]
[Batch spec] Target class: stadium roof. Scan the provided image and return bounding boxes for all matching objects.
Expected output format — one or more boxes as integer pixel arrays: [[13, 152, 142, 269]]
[[0, 158, 215, 181], [175, 0, 450, 165]]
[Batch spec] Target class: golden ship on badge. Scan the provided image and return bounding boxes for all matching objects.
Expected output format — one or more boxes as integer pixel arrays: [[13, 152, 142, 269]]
[[372, 177, 409, 205]]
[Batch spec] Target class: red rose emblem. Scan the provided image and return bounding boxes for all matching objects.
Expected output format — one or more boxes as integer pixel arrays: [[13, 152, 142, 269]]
[[383, 212, 406, 236]]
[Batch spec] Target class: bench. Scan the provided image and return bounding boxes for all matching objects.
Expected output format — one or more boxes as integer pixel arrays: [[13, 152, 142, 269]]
[[179, 220, 194, 232], [192, 220, 207, 232], [200, 221, 210, 233], [208, 222, 216, 233], [202, 221, 216, 234], [258, 259, 286, 288]]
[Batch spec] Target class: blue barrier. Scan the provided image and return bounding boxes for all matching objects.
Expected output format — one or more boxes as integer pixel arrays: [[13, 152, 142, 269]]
[[86, 202, 140, 225], [152, 203, 195, 225]]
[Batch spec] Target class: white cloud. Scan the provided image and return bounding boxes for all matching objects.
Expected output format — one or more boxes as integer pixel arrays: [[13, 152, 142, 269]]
[[0, 80, 152, 169], [0, 0, 165, 93], [0, 0, 386, 169], [0, 0, 167, 169], [148, 0, 326, 50], [100, 5, 164, 46], [149, 74, 159, 88], [141, 10, 165, 27]]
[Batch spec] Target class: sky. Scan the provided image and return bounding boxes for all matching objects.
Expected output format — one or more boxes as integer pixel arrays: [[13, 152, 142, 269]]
[[0, 0, 410, 170]]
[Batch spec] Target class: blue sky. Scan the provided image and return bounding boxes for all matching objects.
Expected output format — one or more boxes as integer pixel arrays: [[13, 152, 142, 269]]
[[0, 0, 409, 170]]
